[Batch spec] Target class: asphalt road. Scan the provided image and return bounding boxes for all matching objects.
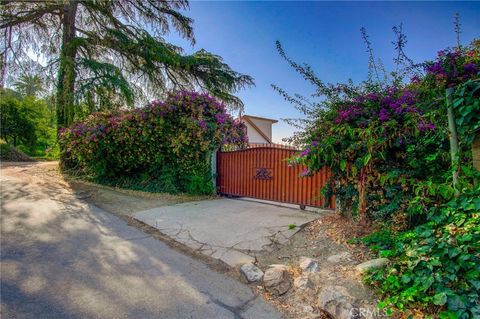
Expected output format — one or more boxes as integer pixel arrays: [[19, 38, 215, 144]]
[[0, 162, 282, 319]]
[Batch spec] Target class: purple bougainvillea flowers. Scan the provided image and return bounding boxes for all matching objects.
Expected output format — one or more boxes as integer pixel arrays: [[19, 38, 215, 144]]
[[300, 148, 310, 157]]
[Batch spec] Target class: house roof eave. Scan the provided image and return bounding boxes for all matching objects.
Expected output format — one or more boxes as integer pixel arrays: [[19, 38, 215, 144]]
[[242, 115, 278, 124]]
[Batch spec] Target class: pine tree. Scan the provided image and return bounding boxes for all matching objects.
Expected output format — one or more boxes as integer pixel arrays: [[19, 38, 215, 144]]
[[1, 0, 253, 129]]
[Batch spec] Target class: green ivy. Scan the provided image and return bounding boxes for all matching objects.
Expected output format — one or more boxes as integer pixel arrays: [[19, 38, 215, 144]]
[[365, 189, 480, 318]]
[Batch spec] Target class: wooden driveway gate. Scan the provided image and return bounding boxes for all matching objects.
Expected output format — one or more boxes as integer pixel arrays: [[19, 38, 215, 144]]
[[216, 145, 334, 208]]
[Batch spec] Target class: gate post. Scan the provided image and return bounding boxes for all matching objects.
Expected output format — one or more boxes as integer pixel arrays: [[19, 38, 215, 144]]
[[211, 148, 218, 192]]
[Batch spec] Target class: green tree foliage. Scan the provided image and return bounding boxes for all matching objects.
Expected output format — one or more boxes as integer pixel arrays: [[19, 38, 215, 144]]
[[0, 88, 56, 156], [1, 0, 254, 129], [14, 74, 44, 97], [0, 88, 36, 148]]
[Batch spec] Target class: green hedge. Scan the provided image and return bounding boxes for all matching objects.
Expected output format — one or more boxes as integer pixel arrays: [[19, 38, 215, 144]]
[[59, 91, 247, 194]]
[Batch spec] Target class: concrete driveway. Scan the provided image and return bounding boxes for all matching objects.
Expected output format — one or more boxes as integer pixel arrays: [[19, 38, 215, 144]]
[[134, 199, 319, 267], [0, 162, 282, 319]]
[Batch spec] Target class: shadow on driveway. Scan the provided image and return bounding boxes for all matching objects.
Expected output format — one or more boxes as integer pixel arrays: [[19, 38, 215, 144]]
[[0, 163, 281, 319]]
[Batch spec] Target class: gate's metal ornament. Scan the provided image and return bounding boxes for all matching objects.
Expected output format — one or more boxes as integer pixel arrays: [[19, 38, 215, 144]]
[[254, 168, 273, 180]]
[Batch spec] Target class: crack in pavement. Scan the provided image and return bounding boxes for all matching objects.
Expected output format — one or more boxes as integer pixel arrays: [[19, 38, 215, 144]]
[[123, 235, 151, 241], [145, 220, 303, 266], [200, 290, 259, 319], [181, 229, 262, 258], [163, 225, 251, 253], [162, 225, 287, 256]]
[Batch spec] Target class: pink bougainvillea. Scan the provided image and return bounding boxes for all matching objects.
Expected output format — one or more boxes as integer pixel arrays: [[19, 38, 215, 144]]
[[59, 91, 248, 193]]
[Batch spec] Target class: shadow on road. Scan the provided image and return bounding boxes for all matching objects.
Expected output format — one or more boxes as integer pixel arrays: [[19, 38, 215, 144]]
[[1, 162, 280, 319]]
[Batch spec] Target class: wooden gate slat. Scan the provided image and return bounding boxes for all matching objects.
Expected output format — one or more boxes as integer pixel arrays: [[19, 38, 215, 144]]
[[273, 147, 279, 202], [321, 167, 326, 206], [233, 151, 237, 195], [248, 147, 253, 197], [284, 149, 288, 203], [268, 148, 272, 201]]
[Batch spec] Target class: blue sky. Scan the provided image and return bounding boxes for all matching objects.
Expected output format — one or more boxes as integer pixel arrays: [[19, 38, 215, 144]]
[[166, 1, 480, 142]]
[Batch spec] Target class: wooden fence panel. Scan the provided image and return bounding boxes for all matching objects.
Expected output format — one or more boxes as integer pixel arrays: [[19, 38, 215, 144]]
[[217, 146, 334, 209]]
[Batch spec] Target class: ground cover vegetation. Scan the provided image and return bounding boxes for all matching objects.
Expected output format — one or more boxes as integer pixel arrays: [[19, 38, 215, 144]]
[[274, 22, 480, 318]]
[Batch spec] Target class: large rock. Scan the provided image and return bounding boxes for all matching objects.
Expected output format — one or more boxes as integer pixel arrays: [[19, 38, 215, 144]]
[[263, 264, 291, 295], [355, 258, 388, 273], [318, 285, 353, 305], [318, 285, 356, 319], [327, 252, 353, 264], [299, 256, 319, 273], [293, 274, 315, 290], [240, 263, 264, 282]]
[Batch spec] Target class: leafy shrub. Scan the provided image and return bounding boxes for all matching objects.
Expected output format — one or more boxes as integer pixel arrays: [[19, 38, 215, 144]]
[[186, 175, 215, 196], [59, 91, 247, 195], [365, 189, 480, 318], [275, 35, 479, 318], [0, 88, 57, 158], [361, 229, 396, 254], [288, 41, 479, 223], [157, 166, 181, 194]]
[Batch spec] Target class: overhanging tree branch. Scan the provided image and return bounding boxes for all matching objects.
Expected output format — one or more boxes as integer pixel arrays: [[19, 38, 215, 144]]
[[2, 0, 253, 129], [0, 4, 62, 29]]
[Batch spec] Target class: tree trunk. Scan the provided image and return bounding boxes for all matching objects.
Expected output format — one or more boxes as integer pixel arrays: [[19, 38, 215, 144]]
[[56, 0, 78, 130], [446, 87, 460, 197], [0, 26, 12, 89]]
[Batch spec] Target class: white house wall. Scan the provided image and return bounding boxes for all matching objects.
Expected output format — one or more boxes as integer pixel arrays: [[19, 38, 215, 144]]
[[249, 118, 273, 141], [244, 121, 269, 144]]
